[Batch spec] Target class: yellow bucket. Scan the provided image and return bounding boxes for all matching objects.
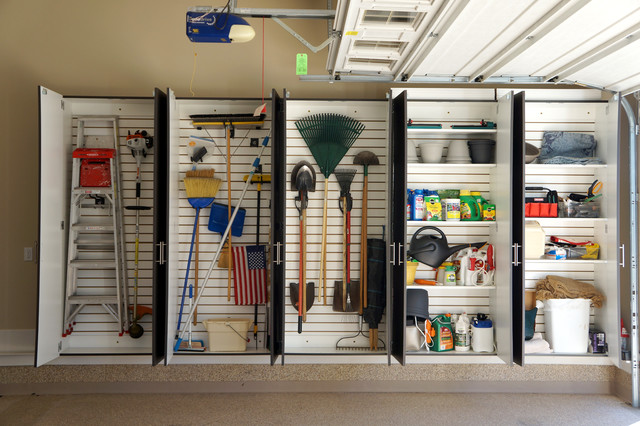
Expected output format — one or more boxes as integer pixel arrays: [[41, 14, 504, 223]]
[[406, 261, 419, 285]]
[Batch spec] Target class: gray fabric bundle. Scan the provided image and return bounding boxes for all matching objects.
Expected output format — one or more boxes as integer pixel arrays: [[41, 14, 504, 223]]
[[538, 131, 603, 165]]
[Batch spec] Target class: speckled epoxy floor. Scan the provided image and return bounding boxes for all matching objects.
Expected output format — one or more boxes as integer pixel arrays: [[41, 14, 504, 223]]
[[1, 392, 639, 425]]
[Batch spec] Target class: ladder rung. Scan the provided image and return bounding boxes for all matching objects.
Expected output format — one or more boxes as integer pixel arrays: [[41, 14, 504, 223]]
[[72, 223, 114, 231], [67, 295, 119, 305], [73, 187, 114, 195], [70, 259, 116, 268], [74, 239, 114, 246]]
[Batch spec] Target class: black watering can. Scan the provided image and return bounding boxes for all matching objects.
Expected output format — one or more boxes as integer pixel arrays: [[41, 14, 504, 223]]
[[407, 226, 486, 268]]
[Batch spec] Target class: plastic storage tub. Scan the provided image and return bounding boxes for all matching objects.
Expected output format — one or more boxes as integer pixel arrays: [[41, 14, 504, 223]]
[[525, 221, 545, 259], [559, 200, 600, 218], [203, 318, 251, 352], [544, 298, 591, 353]]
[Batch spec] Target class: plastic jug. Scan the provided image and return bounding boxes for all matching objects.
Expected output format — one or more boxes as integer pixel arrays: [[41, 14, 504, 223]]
[[471, 191, 487, 214], [460, 190, 481, 221], [471, 314, 494, 352], [455, 312, 471, 352], [424, 190, 442, 221], [412, 189, 425, 221]]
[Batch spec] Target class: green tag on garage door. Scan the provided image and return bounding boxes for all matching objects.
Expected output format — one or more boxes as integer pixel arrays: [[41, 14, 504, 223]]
[[296, 53, 308, 75]]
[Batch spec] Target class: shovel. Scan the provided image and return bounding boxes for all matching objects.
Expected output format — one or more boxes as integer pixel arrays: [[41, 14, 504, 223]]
[[290, 161, 316, 333]]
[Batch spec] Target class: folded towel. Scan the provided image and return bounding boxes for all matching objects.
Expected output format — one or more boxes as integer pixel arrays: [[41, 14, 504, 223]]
[[525, 332, 552, 354], [536, 275, 604, 308], [538, 131, 602, 164]]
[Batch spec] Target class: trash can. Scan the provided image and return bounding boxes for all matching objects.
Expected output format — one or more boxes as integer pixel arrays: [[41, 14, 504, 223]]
[[544, 298, 591, 353]]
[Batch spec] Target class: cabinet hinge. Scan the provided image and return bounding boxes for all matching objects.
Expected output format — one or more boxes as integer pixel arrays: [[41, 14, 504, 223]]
[[61, 100, 65, 110], [635, 124, 639, 136]]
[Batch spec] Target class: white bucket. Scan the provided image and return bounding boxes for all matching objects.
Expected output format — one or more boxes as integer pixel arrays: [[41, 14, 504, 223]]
[[544, 298, 591, 353]]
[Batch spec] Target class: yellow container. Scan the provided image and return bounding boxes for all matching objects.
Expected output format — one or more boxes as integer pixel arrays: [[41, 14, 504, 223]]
[[203, 318, 251, 352], [407, 261, 419, 285]]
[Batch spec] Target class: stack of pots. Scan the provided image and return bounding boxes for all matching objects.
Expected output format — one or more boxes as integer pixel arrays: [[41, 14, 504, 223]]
[[467, 139, 496, 163]]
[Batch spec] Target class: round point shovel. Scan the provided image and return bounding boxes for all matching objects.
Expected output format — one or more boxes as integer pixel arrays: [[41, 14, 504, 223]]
[[290, 161, 316, 333]]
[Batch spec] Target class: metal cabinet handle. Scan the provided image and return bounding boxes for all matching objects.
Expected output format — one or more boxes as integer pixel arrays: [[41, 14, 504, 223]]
[[390, 243, 396, 266], [512, 243, 521, 267], [620, 244, 625, 267], [273, 242, 282, 265], [156, 241, 166, 265], [398, 243, 404, 265]]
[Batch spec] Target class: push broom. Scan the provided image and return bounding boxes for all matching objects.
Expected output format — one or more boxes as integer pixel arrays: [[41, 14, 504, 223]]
[[295, 114, 365, 304]]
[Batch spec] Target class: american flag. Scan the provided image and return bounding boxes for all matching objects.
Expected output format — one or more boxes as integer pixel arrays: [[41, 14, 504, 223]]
[[232, 245, 267, 305]]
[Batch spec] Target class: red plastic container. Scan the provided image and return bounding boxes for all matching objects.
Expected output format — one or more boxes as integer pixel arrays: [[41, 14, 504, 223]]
[[73, 148, 115, 187]]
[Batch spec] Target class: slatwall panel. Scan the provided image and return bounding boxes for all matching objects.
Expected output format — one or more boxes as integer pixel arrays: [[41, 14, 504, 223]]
[[66, 112, 154, 350], [405, 100, 499, 349], [524, 102, 609, 344], [284, 100, 388, 351], [174, 100, 272, 353]]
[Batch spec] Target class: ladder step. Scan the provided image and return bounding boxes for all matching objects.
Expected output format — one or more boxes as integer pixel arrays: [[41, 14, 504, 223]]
[[72, 223, 114, 231], [67, 295, 119, 305], [74, 239, 114, 246], [73, 187, 114, 195], [70, 259, 116, 268]]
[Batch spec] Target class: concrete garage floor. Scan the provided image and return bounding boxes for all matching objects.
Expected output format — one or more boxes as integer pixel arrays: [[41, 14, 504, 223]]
[[1, 392, 639, 425]]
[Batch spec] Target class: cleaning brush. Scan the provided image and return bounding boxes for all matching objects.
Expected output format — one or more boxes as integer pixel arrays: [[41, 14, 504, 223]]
[[186, 168, 215, 179]]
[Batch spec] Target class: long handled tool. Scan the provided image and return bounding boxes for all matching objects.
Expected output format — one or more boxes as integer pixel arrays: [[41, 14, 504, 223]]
[[175, 136, 270, 351], [125, 131, 153, 339], [290, 161, 316, 333], [243, 168, 271, 348], [353, 151, 380, 312], [333, 169, 359, 313], [296, 114, 365, 305], [176, 172, 221, 341]]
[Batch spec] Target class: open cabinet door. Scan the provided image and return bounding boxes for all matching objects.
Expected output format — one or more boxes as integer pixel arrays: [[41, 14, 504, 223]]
[[388, 90, 407, 365], [164, 88, 180, 365], [490, 91, 521, 366], [270, 89, 286, 365], [35, 86, 67, 366], [511, 92, 525, 366], [152, 88, 168, 366]]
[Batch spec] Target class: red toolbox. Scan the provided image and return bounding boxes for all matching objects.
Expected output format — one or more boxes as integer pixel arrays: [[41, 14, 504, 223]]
[[73, 148, 116, 187]]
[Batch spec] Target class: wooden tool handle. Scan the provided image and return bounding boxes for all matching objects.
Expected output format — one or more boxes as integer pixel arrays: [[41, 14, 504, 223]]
[[302, 207, 307, 322], [320, 179, 328, 305], [362, 175, 368, 309], [342, 197, 347, 311], [226, 125, 232, 302]]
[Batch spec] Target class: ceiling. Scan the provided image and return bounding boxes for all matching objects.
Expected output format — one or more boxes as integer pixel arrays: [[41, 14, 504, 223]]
[[322, 0, 640, 94]]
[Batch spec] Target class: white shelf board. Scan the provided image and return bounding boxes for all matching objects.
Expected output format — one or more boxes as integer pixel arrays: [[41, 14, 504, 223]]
[[407, 285, 495, 290], [527, 217, 606, 225], [407, 220, 491, 226], [408, 163, 496, 170], [526, 164, 607, 170], [407, 128, 497, 134], [525, 259, 608, 264]]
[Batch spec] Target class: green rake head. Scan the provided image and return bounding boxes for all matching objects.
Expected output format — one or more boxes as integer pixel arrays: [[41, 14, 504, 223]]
[[295, 113, 365, 179]]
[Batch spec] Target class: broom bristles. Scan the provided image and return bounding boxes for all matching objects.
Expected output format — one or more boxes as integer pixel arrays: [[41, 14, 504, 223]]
[[186, 168, 215, 178], [184, 177, 222, 198]]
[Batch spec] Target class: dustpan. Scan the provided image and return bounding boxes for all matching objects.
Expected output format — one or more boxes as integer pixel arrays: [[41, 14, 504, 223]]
[[208, 202, 246, 237]]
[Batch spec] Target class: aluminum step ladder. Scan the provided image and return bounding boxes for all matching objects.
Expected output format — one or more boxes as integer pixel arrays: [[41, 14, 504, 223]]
[[62, 116, 129, 337]]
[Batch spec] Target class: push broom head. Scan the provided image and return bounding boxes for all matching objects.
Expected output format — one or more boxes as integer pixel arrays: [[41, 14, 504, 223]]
[[186, 168, 215, 178], [296, 113, 365, 179]]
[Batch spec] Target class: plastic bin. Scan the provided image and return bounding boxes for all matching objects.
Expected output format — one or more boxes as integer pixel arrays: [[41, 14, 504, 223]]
[[544, 298, 591, 353], [203, 318, 251, 352], [559, 199, 600, 218]]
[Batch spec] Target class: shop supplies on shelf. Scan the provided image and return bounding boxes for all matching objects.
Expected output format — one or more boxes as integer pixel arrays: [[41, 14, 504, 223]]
[[525, 186, 558, 217]]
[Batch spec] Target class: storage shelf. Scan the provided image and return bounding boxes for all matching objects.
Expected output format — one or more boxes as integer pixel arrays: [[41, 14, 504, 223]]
[[525, 259, 607, 264], [526, 164, 607, 170], [408, 285, 495, 290], [408, 163, 496, 170], [407, 220, 491, 226], [527, 217, 606, 225], [407, 128, 497, 134]]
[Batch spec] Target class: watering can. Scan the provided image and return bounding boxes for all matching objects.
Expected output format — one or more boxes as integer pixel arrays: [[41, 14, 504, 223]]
[[407, 226, 486, 268]]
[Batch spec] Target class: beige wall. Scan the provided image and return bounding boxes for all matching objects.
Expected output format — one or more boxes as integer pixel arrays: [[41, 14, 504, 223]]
[[0, 0, 392, 330]]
